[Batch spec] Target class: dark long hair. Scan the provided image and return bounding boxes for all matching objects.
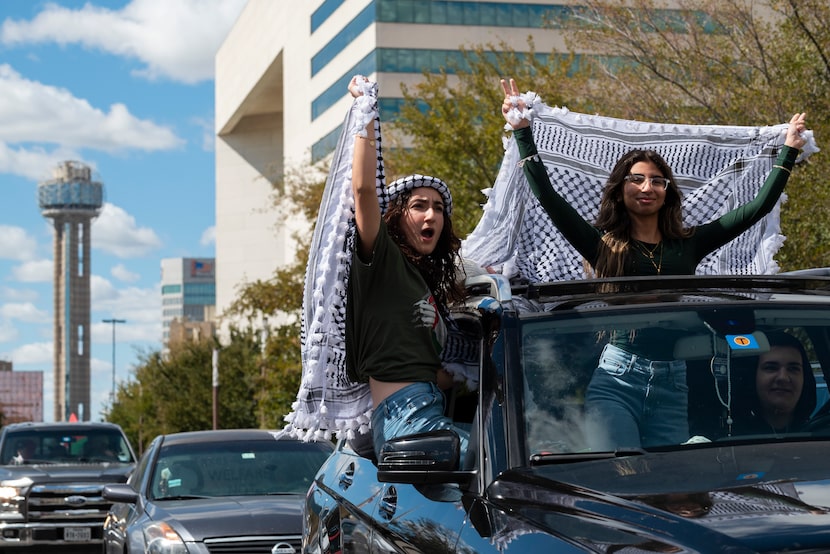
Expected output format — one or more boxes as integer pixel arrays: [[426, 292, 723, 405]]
[[384, 189, 464, 309], [592, 149, 692, 277]]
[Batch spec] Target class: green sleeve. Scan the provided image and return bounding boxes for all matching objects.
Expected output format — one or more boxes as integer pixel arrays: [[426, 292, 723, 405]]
[[514, 127, 602, 263], [691, 145, 799, 259]]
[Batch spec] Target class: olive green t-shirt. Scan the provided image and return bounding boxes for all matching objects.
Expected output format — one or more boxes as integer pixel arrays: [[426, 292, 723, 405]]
[[345, 220, 445, 384]]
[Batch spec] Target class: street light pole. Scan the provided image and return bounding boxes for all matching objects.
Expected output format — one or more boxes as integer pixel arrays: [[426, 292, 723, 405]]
[[102, 318, 126, 401]]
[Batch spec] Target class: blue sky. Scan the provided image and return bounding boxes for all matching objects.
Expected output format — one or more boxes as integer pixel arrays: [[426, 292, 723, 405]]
[[0, 0, 248, 421]]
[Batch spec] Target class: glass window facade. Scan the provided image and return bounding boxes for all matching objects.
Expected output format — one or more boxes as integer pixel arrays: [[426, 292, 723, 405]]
[[311, 0, 347, 33]]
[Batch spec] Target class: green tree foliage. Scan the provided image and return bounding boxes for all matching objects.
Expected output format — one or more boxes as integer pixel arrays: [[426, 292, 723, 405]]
[[106, 328, 263, 453]]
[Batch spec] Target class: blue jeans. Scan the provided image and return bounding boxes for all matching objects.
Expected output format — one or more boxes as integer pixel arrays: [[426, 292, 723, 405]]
[[371, 382, 469, 459], [585, 343, 688, 450]]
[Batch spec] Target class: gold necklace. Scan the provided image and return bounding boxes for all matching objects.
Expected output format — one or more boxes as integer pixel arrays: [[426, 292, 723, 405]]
[[634, 240, 663, 274]]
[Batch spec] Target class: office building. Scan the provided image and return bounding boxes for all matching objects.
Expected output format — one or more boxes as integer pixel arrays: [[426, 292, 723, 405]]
[[214, 0, 574, 324], [161, 258, 217, 345], [0, 362, 44, 423]]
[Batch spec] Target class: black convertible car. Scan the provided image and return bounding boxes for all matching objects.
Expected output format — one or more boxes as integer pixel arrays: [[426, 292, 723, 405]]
[[305, 272, 830, 553]]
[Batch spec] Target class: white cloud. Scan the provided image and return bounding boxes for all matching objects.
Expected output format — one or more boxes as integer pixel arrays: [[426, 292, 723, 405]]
[[0, 0, 248, 84], [11, 341, 52, 365], [0, 141, 82, 181], [92, 203, 162, 258], [0, 225, 37, 261], [0, 287, 38, 303], [92, 276, 161, 343], [0, 64, 184, 152], [0, 321, 19, 343], [11, 259, 52, 283], [192, 116, 216, 152], [0, 302, 49, 324], [111, 264, 140, 283], [200, 225, 216, 247]]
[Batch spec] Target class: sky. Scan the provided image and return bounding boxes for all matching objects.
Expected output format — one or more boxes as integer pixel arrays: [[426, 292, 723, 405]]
[[0, 0, 249, 421]]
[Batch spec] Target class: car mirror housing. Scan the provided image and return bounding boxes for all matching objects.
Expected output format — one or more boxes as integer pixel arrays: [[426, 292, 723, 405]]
[[102, 483, 140, 504], [377, 430, 474, 485]]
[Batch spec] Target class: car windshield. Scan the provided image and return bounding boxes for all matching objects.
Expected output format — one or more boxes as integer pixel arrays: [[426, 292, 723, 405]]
[[519, 300, 830, 459], [150, 439, 332, 500], [1, 429, 133, 465]]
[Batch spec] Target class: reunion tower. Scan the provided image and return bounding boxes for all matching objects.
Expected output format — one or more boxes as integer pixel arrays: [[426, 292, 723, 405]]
[[38, 161, 103, 422]]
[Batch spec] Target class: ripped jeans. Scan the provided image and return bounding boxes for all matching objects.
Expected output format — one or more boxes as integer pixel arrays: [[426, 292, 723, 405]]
[[371, 382, 469, 459], [585, 343, 688, 450]]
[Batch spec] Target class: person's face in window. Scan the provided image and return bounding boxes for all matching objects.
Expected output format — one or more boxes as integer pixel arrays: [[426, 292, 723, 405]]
[[756, 345, 804, 422]]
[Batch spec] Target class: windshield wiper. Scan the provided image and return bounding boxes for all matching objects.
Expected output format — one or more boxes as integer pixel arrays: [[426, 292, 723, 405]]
[[530, 448, 647, 465], [155, 494, 211, 500]]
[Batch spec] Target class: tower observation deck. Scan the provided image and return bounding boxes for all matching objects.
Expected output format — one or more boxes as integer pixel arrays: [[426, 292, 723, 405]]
[[38, 161, 104, 421]]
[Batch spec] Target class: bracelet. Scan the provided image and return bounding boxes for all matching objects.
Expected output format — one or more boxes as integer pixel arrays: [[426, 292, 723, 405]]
[[772, 164, 791, 174], [517, 153, 541, 167], [354, 135, 376, 147]]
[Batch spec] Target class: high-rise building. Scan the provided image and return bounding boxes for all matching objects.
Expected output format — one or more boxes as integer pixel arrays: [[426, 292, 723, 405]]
[[214, 0, 567, 324], [38, 161, 103, 422], [161, 258, 217, 345], [0, 362, 44, 423]]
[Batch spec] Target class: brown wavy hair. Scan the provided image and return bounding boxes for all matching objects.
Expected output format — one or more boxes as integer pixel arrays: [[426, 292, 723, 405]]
[[592, 149, 692, 277], [384, 189, 465, 309]]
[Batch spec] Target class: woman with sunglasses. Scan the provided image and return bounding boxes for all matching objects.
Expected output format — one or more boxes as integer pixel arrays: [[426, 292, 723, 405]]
[[499, 77, 808, 450]]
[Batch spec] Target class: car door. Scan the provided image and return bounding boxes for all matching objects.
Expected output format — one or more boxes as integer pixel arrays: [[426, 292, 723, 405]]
[[308, 443, 379, 553]]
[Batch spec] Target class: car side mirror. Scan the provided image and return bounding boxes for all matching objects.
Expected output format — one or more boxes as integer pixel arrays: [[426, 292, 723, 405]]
[[377, 430, 474, 486], [102, 483, 140, 504]]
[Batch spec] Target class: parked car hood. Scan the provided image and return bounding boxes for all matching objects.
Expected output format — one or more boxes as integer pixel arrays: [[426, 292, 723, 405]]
[[488, 441, 830, 552], [146, 494, 304, 541]]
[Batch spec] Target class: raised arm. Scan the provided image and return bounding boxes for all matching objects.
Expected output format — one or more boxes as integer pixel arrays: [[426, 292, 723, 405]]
[[348, 76, 381, 261], [693, 112, 808, 257], [499, 78, 603, 262]]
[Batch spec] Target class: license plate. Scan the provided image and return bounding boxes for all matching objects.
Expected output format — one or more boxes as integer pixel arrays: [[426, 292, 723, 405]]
[[64, 527, 91, 542]]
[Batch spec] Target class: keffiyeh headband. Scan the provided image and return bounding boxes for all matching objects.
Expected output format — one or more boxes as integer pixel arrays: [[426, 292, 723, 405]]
[[387, 174, 453, 216]]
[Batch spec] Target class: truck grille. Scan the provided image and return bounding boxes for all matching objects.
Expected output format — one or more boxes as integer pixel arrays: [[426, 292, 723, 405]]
[[204, 535, 301, 553], [27, 483, 112, 523]]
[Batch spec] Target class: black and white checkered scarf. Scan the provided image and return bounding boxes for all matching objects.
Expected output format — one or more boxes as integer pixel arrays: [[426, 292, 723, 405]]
[[465, 99, 818, 281]]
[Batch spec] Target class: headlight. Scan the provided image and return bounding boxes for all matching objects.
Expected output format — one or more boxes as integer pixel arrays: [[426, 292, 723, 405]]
[[144, 521, 187, 554], [0, 477, 30, 517]]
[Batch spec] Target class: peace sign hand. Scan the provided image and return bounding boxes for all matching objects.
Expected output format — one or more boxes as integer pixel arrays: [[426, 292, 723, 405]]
[[500, 78, 531, 129]]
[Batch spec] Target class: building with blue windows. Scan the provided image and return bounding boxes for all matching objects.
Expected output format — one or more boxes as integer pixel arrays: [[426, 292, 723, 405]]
[[161, 258, 216, 345], [215, 0, 576, 324]]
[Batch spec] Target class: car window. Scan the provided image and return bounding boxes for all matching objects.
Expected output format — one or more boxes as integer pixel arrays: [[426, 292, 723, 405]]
[[1, 430, 133, 465], [519, 303, 829, 459], [150, 440, 332, 499]]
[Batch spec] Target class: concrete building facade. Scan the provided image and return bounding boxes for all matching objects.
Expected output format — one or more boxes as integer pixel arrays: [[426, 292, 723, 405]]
[[214, 0, 572, 324]]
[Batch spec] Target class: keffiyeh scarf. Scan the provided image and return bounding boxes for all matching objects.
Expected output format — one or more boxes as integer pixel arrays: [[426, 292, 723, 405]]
[[464, 96, 819, 281], [284, 78, 382, 441], [284, 79, 475, 441]]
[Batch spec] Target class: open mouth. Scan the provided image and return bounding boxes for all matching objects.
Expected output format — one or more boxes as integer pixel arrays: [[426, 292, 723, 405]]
[[421, 228, 435, 239]]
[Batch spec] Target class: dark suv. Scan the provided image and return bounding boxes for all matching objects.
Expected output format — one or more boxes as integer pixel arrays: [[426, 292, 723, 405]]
[[305, 273, 830, 553]]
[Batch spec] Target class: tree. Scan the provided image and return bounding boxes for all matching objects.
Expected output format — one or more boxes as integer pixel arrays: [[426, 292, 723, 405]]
[[106, 328, 264, 452]]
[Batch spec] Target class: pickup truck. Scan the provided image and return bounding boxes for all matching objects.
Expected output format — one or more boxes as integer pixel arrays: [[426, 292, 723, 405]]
[[0, 421, 136, 550]]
